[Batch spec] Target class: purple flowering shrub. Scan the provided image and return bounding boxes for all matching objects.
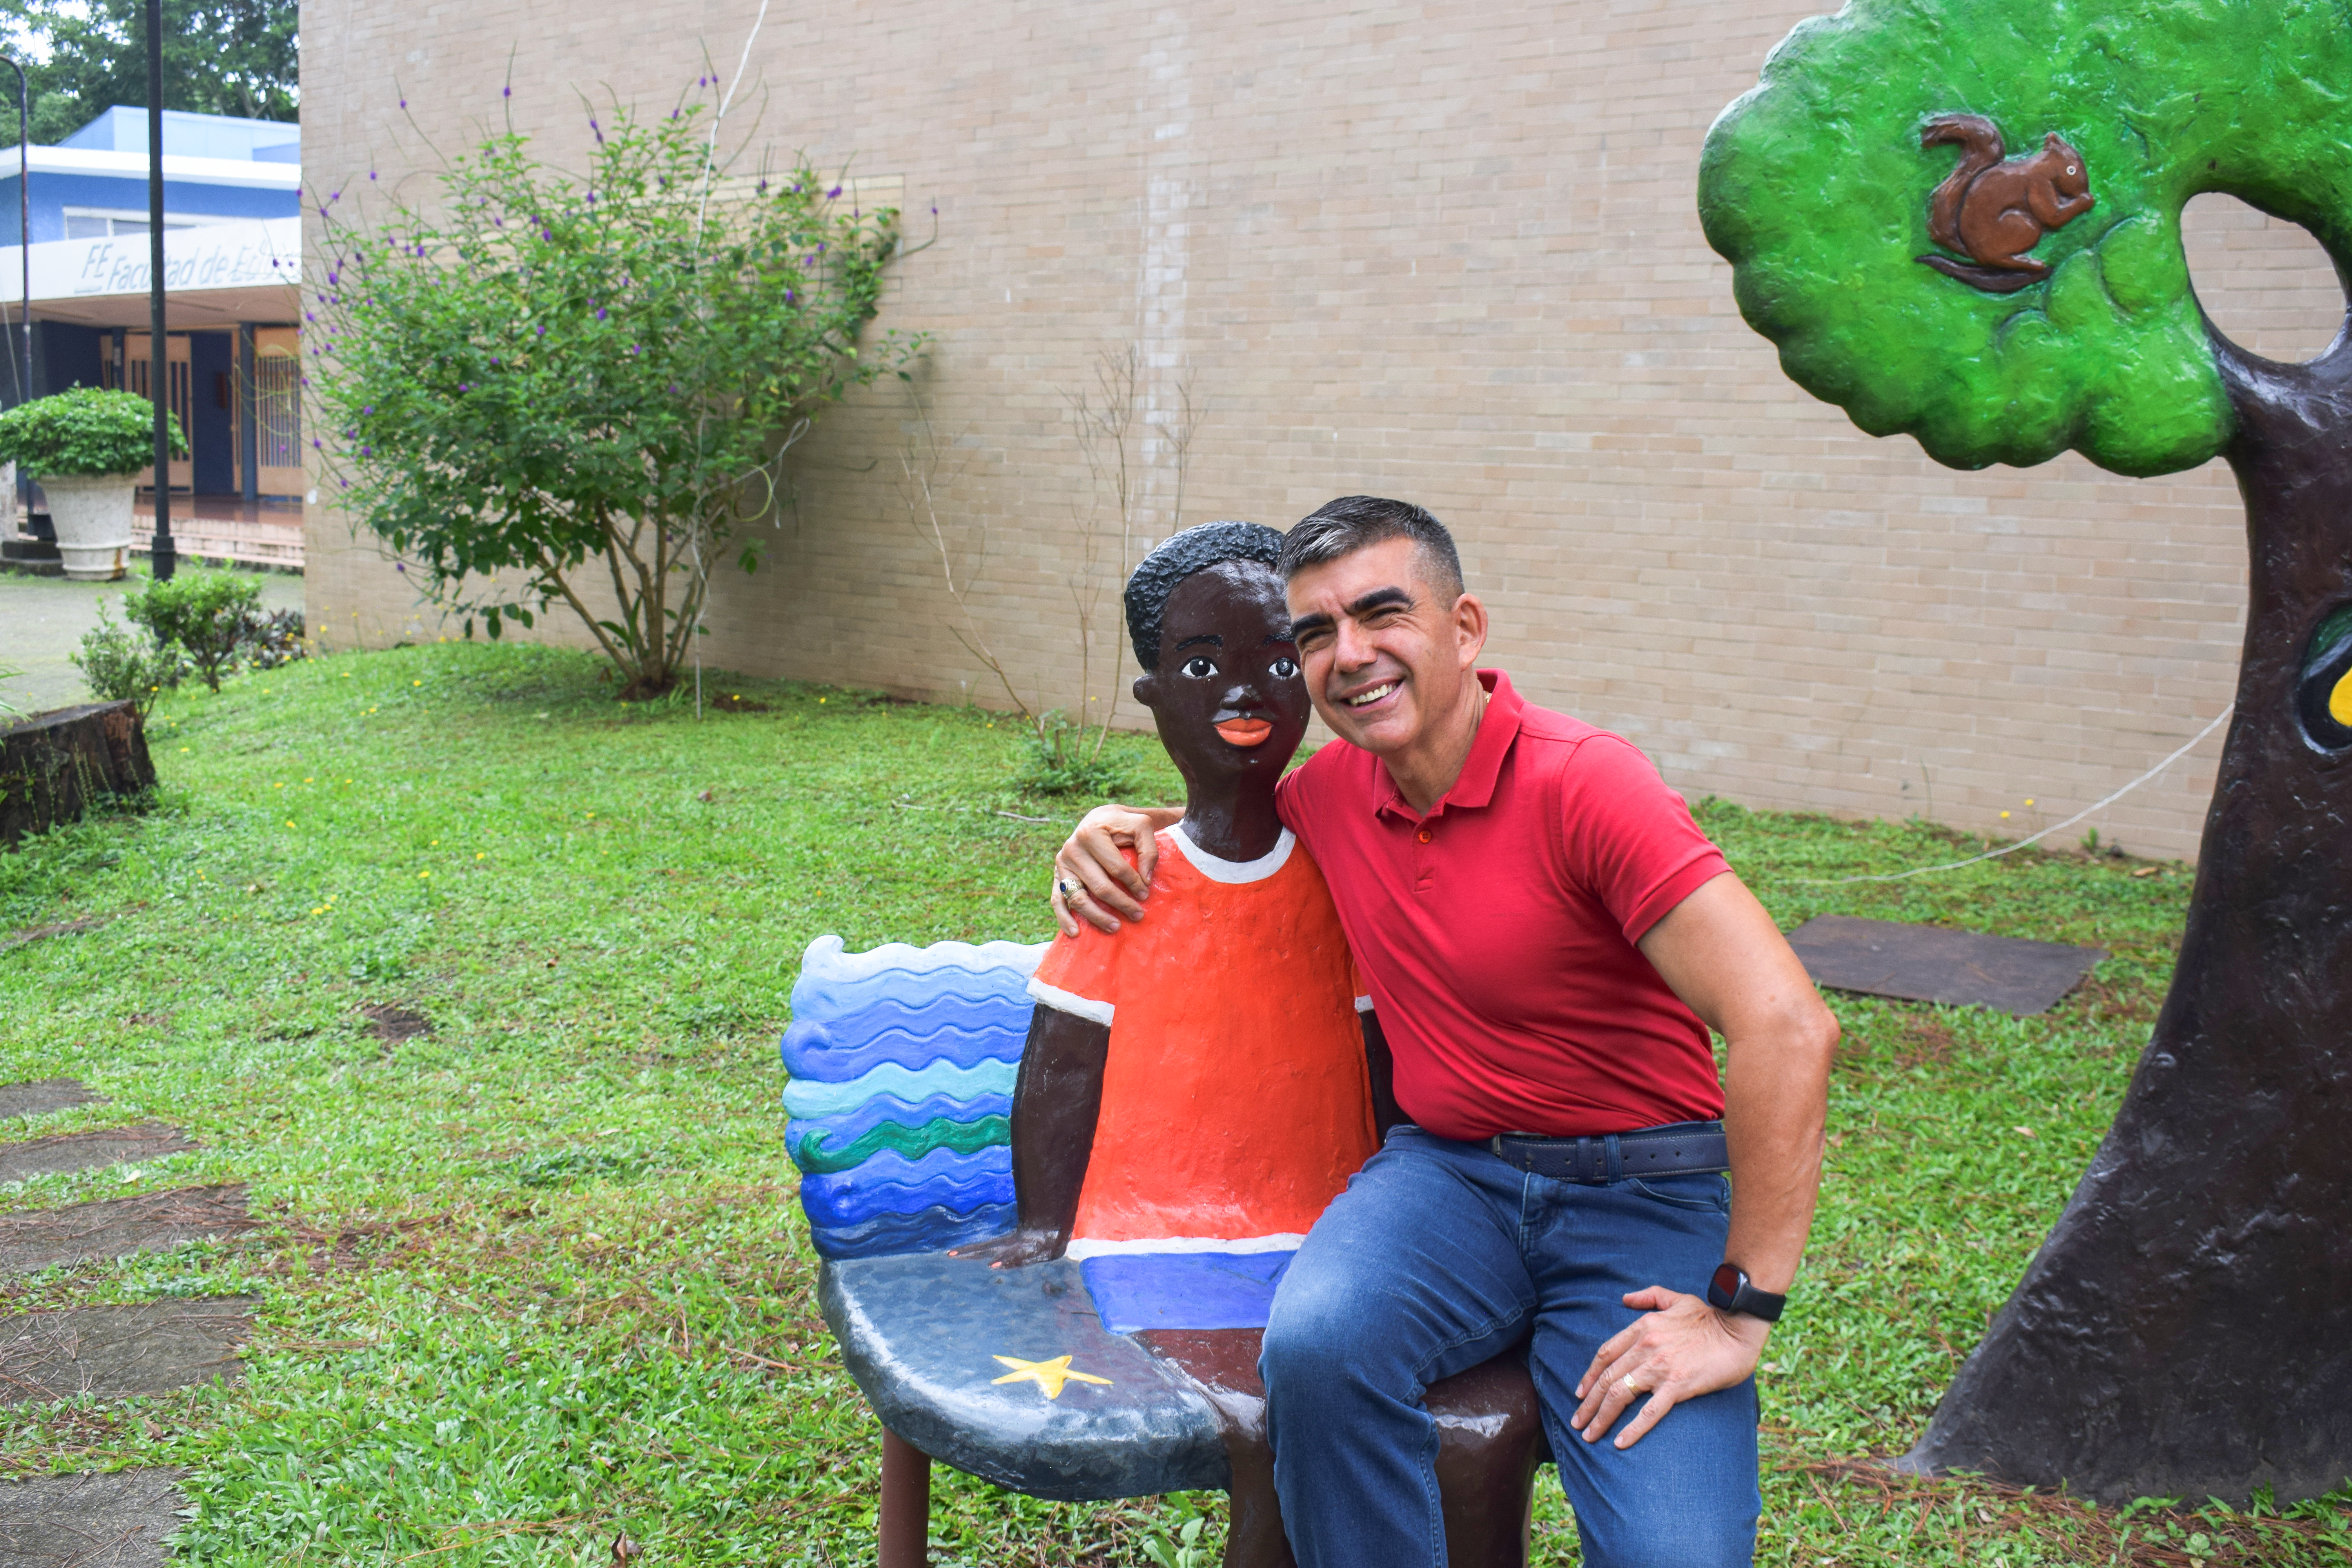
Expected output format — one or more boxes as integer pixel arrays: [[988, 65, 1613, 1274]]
[[310, 87, 924, 697]]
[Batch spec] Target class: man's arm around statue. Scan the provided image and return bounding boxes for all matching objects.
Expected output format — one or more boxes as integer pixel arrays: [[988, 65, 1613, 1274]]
[[1050, 497, 1837, 1568]]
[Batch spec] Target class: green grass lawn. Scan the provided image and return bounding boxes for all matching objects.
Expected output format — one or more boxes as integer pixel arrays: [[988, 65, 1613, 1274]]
[[1, 641, 2345, 1566]]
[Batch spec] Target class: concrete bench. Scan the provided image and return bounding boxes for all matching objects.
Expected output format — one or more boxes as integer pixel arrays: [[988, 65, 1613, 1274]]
[[786, 934, 1548, 1567]]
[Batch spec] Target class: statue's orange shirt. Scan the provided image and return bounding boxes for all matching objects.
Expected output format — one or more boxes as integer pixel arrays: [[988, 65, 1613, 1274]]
[[1027, 826, 1378, 1250]]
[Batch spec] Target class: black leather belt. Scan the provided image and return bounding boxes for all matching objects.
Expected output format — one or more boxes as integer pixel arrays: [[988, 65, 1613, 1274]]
[[1487, 1120, 1728, 1183]]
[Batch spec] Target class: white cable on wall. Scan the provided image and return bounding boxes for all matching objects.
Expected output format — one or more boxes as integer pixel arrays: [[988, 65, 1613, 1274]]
[[1795, 702, 2237, 886]]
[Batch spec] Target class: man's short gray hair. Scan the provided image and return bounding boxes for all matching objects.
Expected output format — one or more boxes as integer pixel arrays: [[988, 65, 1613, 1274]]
[[1276, 495, 1465, 599]]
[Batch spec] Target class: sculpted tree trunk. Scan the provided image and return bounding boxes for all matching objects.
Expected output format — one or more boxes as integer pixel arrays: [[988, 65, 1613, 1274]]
[[1700, 0, 2352, 1503], [1907, 328, 2352, 1503]]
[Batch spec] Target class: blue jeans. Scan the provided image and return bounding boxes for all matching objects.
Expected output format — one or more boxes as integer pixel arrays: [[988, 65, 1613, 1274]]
[[1260, 1127, 1760, 1568]]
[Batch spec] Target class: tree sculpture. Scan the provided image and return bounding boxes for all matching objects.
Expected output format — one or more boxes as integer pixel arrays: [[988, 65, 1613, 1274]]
[[1701, 0, 2352, 1506]]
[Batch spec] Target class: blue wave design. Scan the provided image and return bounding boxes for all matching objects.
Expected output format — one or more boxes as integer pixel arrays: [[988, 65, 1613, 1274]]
[[780, 1006, 1033, 1082], [784, 1089, 1014, 1163], [808, 1201, 1017, 1260], [797, 1145, 1014, 1229], [789, 935, 1046, 1025], [782, 1057, 1019, 1120]]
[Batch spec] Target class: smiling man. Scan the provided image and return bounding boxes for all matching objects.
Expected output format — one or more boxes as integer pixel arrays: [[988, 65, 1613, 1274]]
[[1051, 496, 1838, 1568]]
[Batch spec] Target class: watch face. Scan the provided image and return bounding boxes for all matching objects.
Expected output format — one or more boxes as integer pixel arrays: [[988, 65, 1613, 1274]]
[[1711, 1262, 1744, 1300]]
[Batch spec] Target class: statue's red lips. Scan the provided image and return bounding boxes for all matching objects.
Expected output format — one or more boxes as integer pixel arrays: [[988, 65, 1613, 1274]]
[[1214, 719, 1274, 746]]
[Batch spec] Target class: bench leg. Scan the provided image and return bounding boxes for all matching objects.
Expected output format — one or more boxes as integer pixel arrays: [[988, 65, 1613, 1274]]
[[879, 1426, 931, 1568]]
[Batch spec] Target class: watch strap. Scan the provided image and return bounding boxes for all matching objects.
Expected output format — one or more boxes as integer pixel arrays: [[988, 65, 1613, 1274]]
[[1707, 1262, 1786, 1323]]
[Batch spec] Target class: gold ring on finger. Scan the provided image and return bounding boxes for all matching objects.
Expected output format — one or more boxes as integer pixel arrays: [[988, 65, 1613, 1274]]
[[1621, 1373, 1639, 1392]]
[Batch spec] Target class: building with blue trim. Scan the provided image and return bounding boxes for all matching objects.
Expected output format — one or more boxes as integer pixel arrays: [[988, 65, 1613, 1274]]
[[0, 106, 302, 505]]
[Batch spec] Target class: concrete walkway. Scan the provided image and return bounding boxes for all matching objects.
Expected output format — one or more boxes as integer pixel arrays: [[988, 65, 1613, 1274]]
[[0, 570, 304, 715]]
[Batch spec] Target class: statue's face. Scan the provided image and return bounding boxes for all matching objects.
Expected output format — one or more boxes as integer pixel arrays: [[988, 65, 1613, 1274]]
[[1134, 560, 1310, 786]]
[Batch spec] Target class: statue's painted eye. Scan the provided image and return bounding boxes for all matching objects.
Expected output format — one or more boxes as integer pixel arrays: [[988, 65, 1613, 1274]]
[[2295, 605, 2352, 751], [2067, 166, 2077, 176], [1181, 656, 1217, 679], [1271, 657, 1299, 679]]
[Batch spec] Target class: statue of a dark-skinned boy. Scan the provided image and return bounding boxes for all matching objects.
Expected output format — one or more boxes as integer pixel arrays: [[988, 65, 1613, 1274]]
[[955, 523, 1544, 1568]]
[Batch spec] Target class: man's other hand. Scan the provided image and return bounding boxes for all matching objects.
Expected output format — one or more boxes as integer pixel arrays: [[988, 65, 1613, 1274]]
[[1569, 1286, 1769, 1449], [1052, 804, 1178, 935]]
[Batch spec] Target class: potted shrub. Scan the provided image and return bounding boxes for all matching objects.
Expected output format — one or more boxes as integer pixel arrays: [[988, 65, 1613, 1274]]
[[0, 388, 183, 581]]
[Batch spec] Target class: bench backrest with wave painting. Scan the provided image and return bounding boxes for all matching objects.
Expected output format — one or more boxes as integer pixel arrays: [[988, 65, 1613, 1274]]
[[782, 934, 1042, 1261]]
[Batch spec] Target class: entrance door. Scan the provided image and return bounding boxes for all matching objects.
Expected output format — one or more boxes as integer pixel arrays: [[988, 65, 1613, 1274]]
[[124, 334, 194, 492], [254, 327, 303, 497]]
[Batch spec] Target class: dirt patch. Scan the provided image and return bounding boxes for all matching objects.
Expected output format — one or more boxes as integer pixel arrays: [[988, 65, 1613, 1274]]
[[707, 692, 772, 713], [360, 1003, 432, 1044], [0, 1186, 251, 1275], [2066, 975, 2161, 1031], [0, 1467, 185, 1566], [0, 1298, 254, 1405], [1890, 1015, 1958, 1071], [0, 1081, 101, 1123]]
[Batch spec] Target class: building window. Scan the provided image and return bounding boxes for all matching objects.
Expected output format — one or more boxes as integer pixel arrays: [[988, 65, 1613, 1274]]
[[60, 208, 234, 240]]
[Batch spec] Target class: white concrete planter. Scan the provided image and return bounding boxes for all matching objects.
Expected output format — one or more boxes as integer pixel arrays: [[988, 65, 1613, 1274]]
[[38, 472, 138, 582]]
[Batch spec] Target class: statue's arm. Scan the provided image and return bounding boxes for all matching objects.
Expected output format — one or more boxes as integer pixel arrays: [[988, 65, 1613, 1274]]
[[950, 1004, 1110, 1268], [1359, 1007, 1404, 1141]]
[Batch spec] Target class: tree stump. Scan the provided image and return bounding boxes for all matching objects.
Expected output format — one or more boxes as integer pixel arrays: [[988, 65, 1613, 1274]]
[[0, 701, 155, 847]]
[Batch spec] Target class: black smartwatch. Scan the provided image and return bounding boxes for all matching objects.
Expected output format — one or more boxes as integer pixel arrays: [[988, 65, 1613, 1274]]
[[1707, 1262, 1786, 1323]]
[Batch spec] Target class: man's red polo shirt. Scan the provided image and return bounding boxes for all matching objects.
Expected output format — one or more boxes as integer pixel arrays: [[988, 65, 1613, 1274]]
[[1274, 670, 1731, 1141]]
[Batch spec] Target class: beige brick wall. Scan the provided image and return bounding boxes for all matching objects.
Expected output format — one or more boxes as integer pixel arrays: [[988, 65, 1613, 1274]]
[[303, 0, 2347, 864]]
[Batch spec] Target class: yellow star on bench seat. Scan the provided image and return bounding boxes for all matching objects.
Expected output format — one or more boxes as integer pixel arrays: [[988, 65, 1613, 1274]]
[[991, 1353, 1112, 1399]]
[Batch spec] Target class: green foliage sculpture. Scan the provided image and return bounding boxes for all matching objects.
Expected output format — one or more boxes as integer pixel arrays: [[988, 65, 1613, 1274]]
[[1703, 0, 2352, 1506], [314, 90, 923, 698]]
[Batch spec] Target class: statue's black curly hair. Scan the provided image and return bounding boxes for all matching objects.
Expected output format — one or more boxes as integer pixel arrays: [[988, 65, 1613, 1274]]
[[1123, 521, 1288, 671]]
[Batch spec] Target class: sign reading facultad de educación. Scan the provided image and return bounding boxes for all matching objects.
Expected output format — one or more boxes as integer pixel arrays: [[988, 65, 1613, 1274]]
[[17, 217, 300, 302]]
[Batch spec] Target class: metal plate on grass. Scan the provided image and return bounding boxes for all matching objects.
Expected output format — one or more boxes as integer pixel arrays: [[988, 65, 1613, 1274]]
[[1787, 915, 2105, 1016]]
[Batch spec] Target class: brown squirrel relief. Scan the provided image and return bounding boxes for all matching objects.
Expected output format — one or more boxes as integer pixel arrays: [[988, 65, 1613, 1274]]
[[1916, 114, 2094, 294]]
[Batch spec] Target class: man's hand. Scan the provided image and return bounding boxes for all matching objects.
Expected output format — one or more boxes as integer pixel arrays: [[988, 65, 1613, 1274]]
[[1051, 804, 1181, 935], [1569, 1287, 1769, 1449], [948, 1228, 1068, 1269]]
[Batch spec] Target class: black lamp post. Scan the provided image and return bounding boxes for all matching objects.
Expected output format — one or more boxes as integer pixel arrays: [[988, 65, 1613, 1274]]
[[144, 0, 174, 580], [0, 55, 27, 409], [1, 54, 29, 540]]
